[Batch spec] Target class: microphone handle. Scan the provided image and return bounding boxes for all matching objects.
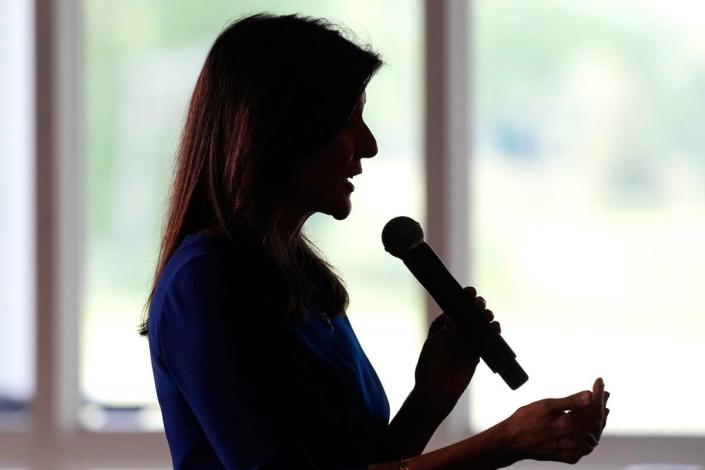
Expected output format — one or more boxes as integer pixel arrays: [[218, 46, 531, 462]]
[[403, 242, 529, 389]]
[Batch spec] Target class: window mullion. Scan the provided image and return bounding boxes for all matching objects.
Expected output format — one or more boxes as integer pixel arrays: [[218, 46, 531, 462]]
[[34, 0, 82, 467], [423, 0, 471, 451]]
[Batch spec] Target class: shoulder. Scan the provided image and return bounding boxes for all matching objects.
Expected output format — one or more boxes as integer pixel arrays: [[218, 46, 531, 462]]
[[150, 234, 281, 327], [160, 234, 270, 291], [148, 234, 290, 363]]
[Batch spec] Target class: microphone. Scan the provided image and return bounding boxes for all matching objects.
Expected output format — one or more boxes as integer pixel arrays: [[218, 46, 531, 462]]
[[382, 216, 528, 390]]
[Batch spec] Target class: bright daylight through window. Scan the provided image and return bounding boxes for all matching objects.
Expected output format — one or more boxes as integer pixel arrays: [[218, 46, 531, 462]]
[[470, 0, 705, 436], [0, 0, 34, 429]]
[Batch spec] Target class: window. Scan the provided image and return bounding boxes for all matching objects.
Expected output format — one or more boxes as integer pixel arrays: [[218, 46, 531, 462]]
[[0, 0, 35, 430], [3, 0, 704, 468], [470, 0, 705, 452]]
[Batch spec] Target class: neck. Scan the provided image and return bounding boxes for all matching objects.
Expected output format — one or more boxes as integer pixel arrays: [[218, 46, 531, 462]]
[[276, 205, 312, 244]]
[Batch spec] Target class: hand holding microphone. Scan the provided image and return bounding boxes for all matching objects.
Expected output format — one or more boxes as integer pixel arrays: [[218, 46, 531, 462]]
[[382, 216, 528, 390], [413, 288, 503, 417]]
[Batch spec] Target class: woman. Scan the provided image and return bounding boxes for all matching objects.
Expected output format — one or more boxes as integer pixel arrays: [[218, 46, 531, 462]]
[[142, 14, 609, 469]]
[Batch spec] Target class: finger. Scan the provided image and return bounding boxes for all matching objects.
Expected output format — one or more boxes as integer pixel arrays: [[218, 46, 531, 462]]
[[491, 320, 501, 333], [590, 378, 604, 406], [546, 390, 593, 413], [443, 314, 459, 337], [427, 314, 447, 339], [429, 313, 462, 341], [583, 434, 598, 456], [555, 430, 596, 459], [555, 435, 576, 451], [463, 286, 477, 298], [552, 441, 584, 464], [475, 296, 487, 311], [482, 308, 494, 322], [593, 377, 604, 395], [602, 408, 610, 430], [587, 432, 599, 446], [560, 453, 583, 465]]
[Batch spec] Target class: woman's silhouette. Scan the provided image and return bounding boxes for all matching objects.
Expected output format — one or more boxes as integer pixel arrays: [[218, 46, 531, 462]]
[[141, 14, 609, 469]]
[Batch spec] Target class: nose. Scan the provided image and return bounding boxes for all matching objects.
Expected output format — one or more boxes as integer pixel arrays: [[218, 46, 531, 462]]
[[358, 121, 378, 159]]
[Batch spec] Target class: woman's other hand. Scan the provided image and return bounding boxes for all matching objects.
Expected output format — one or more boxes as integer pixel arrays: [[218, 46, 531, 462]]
[[567, 377, 610, 450], [498, 378, 611, 464], [414, 287, 499, 418]]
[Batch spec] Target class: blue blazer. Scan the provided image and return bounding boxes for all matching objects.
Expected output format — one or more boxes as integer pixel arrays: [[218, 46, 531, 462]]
[[148, 234, 390, 469]]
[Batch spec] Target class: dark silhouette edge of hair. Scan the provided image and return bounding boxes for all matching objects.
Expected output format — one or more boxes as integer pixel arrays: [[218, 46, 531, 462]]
[[139, 13, 383, 336]]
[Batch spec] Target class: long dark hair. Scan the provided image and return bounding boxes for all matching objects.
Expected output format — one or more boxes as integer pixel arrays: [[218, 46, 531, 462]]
[[139, 14, 382, 335]]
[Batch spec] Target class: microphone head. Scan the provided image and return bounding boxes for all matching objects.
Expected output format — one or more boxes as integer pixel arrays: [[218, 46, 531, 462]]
[[382, 216, 425, 258]]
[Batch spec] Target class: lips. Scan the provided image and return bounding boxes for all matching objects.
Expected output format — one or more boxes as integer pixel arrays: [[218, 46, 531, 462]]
[[345, 171, 361, 192]]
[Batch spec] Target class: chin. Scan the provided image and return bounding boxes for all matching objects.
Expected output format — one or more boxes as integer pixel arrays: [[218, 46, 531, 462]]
[[327, 200, 352, 220], [315, 192, 353, 220], [331, 206, 352, 220]]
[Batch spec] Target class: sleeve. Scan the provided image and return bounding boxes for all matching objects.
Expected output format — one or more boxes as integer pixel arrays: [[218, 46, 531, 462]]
[[157, 252, 319, 469]]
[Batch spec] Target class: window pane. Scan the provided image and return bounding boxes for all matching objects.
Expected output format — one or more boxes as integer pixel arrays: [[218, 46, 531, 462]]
[[471, 0, 705, 437], [0, 0, 35, 428], [82, 0, 423, 430]]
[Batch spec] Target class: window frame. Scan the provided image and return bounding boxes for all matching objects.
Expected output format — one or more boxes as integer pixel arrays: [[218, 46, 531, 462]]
[[0, 0, 701, 468]]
